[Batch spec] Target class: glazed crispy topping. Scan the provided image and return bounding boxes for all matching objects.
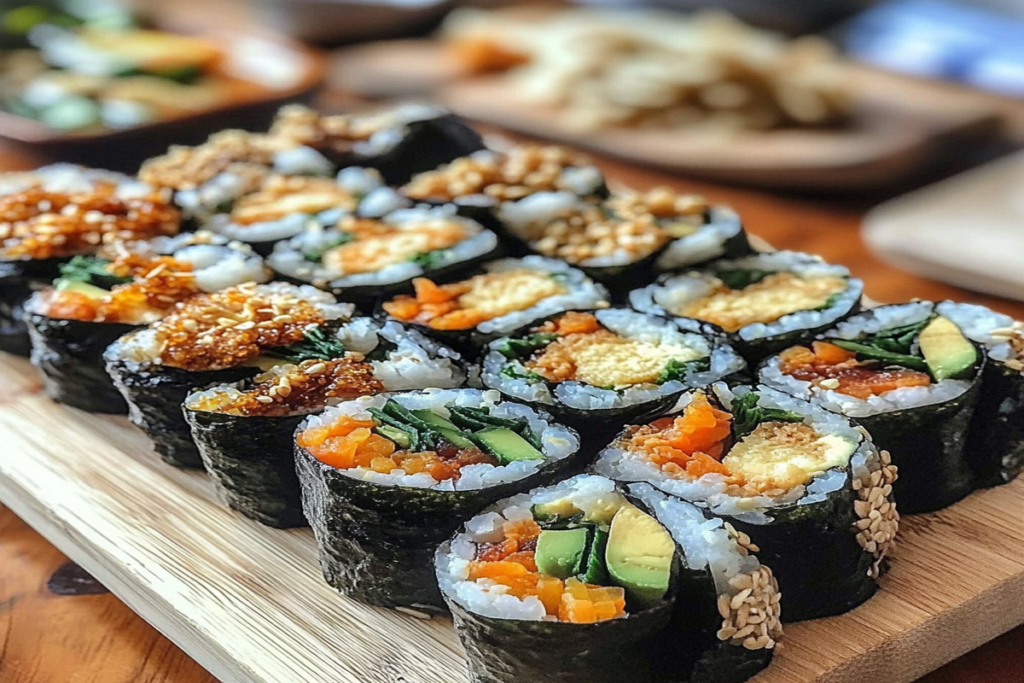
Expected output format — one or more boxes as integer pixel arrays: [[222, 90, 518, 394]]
[[138, 129, 279, 191], [0, 185, 180, 260], [779, 341, 932, 399], [40, 252, 198, 324], [403, 145, 596, 202], [193, 357, 384, 417], [525, 188, 707, 264], [153, 284, 326, 370], [230, 175, 359, 225], [320, 216, 469, 275], [989, 322, 1024, 372], [269, 105, 391, 156], [383, 271, 567, 330], [679, 271, 846, 332]]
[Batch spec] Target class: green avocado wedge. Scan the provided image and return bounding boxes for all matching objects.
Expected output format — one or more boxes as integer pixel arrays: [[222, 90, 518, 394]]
[[919, 316, 977, 381], [535, 528, 588, 579], [606, 504, 675, 609]]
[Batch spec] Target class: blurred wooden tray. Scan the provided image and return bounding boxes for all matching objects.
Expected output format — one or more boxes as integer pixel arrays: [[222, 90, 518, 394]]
[[334, 40, 998, 190], [863, 150, 1024, 303], [0, 31, 326, 171]]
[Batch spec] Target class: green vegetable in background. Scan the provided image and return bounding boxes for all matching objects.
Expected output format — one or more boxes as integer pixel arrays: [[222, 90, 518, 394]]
[[266, 325, 346, 363], [731, 391, 804, 439], [56, 255, 132, 290]]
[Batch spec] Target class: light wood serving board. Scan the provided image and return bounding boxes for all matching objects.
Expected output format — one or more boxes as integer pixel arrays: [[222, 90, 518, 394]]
[[1, 351, 1023, 683]]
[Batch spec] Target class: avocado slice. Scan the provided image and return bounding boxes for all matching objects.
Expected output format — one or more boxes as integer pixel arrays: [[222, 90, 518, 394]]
[[473, 427, 545, 464], [919, 316, 977, 381], [54, 279, 108, 298], [411, 409, 475, 448], [376, 425, 411, 449], [605, 504, 675, 609], [578, 527, 610, 584], [532, 498, 581, 524], [535, 528, 588, 579]]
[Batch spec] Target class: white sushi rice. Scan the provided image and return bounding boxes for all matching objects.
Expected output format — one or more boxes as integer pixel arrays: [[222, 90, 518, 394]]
[[630, 251, 863, 342], [267, 204, 498, 290], [482, 308, 746, 411], [273, 146, 334, 176], [143, 231, 270, 292], [436, 475, 626, 621], [593, 384, 872, 523], [299, 388, 578, 492], [760, 302, 974, 418], [0, 163, 156, 200], [655, 207, 745, 271], [105, 282, 355, 367], [185, 317, 466, 414], [350, 103, 450, 157], [937, 301, 1021, 370]]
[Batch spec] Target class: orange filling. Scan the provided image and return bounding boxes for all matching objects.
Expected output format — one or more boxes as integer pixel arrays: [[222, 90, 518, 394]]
[[468, 517, 626, 623], [297, 414, 497, 480], [626, 393, 735, 479], [779, 341, 932, 399]]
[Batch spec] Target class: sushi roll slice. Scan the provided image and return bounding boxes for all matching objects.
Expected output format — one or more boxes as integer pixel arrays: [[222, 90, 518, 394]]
[[295, 388, 581, 614], [481, 309, 746, 437], [402, 145, 608, 230], [496, 188, 749, 296], [25, 231, 268, 413], [105, 282, 354, 468], [268, 104, 486, 185], [630, 251, 863, 363], [380, 256, 610, 356], [594, 384, 898, 621], [0, 165, 180, 355], [267, 205, 499, 308], [936, 302, 1024, 487], [200, 168, 398, 256], [183, 318, 468, 528], [436, 474, 782, 683], [760, 302, 983, 513]]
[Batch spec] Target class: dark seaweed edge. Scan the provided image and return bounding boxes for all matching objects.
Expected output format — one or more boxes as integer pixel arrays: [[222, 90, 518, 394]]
[[0, 256, 67, 356]]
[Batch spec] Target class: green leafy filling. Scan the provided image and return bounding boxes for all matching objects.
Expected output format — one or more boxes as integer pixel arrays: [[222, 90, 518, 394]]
[[831, 340, 929, 372], [715, 268, 774, 290], [830, 316, 934, 371], [303, 233, 353, 262], [656, 357, 711, 384], [266, 325, 346, 363], [731, 391, 804, 439], [500, 364, 546, 383], [56, 255, 133, 290], [409, 250, 448, 269], [498, 333, 557, 360]]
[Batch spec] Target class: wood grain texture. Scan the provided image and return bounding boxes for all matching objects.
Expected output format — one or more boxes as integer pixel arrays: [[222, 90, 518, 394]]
[[0, 340, 1023, 683]]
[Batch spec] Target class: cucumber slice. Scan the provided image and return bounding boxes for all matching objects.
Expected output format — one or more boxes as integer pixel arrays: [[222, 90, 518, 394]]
[[578, 527, 610, 585], [376, 425, 411, 449], [410, 409, 475, 448], [473, 427, 545, 465]]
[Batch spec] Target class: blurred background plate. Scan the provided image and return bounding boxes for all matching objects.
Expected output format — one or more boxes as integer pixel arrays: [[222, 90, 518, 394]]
[[252, 0, 456, 45], [0, 30, 326, 171], [863, 150, 1024, 302]]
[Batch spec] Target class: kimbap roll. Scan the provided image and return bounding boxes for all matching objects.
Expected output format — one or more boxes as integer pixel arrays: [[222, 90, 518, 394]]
[[594, 385, 898, 621], [380, 256, 610, 356], [496, 188, 749, 295], [183, 318, 468, 528], [0, 165, 179, 355], [295, 388, 581, 614], [25, 232, 267, 413], [105, 282, 354, 468], [436, 474, 783, 683], [630, 251, 863, 363], [760, 302, 983, 513], [481, 309, 746, 437], [936, 302, 1024, 487], [267, 205, 499, 308]]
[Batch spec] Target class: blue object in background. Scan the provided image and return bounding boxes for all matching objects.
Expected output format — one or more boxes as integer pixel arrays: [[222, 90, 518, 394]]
[[845, 0, 1024, 98]]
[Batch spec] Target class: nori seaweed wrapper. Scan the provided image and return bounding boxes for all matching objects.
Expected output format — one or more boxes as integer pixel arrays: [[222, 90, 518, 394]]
[[360, 113, 486, 186], [444, 583, 676, 683], [25, 311, 140, 413], [856, 379, 981, 514], [296, 443, 578, 614], [966, 361, 1024, 488], [106, 357, 257, 468], [0, 257, 65, 356], [185, 408, 307, 528]]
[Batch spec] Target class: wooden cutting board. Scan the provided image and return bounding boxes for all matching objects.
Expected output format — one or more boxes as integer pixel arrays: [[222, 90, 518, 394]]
[[0, 349, 1023, 683], [332, 40, 1000, 190]]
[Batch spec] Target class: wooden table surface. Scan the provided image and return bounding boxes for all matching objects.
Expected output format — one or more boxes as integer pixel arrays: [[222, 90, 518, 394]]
[[1, 131, 1023, 683]]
